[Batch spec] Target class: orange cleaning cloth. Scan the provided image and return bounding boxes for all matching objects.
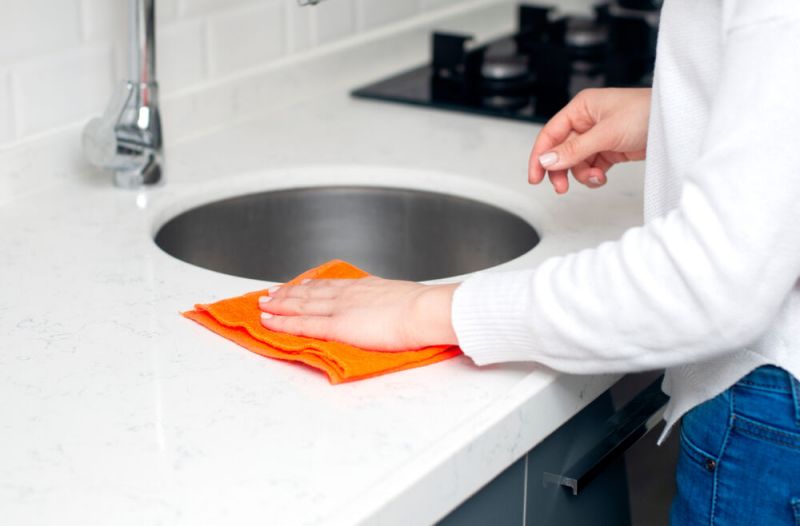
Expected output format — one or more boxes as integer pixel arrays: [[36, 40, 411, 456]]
[[183, 260, 462, 384]]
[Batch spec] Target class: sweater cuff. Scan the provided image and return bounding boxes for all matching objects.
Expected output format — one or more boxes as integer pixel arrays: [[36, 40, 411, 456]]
[[451, 269, 539, 366]]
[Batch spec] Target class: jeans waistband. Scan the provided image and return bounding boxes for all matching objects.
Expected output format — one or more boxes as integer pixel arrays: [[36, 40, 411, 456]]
[[738, 365, 796, 391], [737, 365, 800, 425]]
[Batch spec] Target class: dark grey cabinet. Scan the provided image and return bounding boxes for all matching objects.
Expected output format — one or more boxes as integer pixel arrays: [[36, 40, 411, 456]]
[[437, 456, 527, 526], [439, 392, 631, 526]]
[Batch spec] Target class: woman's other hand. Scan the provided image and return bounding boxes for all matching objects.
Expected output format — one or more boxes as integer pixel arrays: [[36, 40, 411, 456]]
[[258, 278, 459, 351], [530, 87, 651, 193]]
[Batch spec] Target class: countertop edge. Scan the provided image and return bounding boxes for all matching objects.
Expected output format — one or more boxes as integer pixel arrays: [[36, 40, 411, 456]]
[[334, 371, 620, 526]]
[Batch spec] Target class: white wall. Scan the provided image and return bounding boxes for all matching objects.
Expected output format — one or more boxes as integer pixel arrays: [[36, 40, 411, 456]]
[[0, 0, 471, 148]]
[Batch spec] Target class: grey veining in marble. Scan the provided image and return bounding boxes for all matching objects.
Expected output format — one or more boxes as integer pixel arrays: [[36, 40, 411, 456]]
[[0, 2, 643, 524]]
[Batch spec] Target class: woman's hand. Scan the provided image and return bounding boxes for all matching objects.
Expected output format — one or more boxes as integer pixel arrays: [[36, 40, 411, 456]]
[[258, 278, 459, 351], [530, 87, 651, 193]]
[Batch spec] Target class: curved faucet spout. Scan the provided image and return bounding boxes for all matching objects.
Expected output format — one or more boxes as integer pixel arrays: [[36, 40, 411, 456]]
[[83, 0, 163, 188]]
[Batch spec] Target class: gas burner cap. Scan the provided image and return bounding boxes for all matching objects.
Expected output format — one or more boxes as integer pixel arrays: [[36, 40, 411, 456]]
[[481, 56, 529, 82], [481, 94, 529, 111], [565, 16, 608, 49]]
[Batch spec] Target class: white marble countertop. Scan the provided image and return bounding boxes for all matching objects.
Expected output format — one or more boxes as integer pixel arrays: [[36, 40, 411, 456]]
[[0, 3, 645, 525]]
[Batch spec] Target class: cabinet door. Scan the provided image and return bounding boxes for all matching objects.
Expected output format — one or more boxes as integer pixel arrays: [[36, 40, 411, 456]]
[[526, 391, 630, 526], [438, 392, 631, 526], [437, 457, 526, 526]]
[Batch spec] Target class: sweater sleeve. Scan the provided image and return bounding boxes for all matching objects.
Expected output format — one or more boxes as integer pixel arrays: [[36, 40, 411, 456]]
[[451, 15, 800, 373]]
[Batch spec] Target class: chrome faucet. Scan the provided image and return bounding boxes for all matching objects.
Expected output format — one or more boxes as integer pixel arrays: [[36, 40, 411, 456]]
[[83, 0, 326, 188], [83, 0, 162, 188]]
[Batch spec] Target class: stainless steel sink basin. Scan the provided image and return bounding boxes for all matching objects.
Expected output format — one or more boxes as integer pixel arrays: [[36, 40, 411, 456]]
[[155, 186, 539, 282]]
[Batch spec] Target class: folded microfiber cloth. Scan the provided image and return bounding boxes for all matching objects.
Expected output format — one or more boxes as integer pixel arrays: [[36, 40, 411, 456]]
[[183, 259, 462, 384]]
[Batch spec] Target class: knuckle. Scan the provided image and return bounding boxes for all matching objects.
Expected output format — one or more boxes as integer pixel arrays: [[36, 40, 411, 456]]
[[299, 286, 314, 299], [571, 89, 590, 108], [272, 299, 292, 315], [270, 288, 286, 299], [559, 139, 579, 158], [289, 299, 308, 315], [574, 88, 599, 107], [536, 128, 555, 145]]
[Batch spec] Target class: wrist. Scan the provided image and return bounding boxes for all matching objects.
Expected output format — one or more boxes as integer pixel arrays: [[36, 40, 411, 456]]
[[412, 284, 460, 347]]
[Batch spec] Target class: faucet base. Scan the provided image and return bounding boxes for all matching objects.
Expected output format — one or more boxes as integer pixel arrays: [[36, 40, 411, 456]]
[[113, 154, 163, 189]]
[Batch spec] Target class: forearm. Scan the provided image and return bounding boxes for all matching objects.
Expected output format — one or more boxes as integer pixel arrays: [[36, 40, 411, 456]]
[[453, 17, 800, 372]]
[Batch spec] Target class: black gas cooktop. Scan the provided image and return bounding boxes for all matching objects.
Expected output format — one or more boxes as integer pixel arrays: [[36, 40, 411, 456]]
[[352, 2, 661, 123]]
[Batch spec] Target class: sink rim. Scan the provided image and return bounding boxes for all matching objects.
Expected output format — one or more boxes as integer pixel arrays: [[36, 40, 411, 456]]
[[151, 164, 543, 235], [148, 164, 547, 282]]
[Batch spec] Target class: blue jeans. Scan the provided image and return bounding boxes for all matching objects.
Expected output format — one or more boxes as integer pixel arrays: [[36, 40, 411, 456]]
[[671, 366, 800, 525]]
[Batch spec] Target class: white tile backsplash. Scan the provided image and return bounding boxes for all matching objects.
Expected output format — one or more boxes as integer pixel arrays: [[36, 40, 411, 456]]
[[80, 0, 126, 44], [357, 0, 419, 30], [0, 0, 514, 148], [421, 0, 462, 10], [179, 0, 257, 18], [158, 0, 180, 23], [0, 0, 83, 63], [314, 0, 357, 45], [12, 45, 114, 137], [207, 3, 286, 77], [158, 18, 208, 93], [0, 69, 14, 144], [286, 0, 315, 54]]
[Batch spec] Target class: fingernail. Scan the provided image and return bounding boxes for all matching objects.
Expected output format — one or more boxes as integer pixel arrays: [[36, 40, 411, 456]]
[[268, 285, 281, 294], [261, 312, 273, 321], [300, 278, 312, 284], [258, 296, 271, 304], [588, 176, 602, 186], [539, 152, 558, 168]]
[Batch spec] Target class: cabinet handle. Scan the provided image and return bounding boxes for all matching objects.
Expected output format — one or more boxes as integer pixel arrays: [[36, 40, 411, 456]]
[[542, 375, 668, 495]]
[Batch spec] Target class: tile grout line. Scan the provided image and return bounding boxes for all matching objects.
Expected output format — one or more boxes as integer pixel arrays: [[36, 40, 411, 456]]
[[284, 1, 294, 55], [354, 0, 366, 33], [78, 0, 91, 43], [8, 69, 22, 141], [308, 3, 320, 48]]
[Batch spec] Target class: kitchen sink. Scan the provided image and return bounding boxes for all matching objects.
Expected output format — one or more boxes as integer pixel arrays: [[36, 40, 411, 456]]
[[154, 186, 539, 282]]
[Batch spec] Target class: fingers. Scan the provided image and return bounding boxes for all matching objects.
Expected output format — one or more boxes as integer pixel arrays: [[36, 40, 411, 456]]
[[592, 152, 615, 175], [260, 313, 333, 340], [547, 153, 609, 192], [259, 296, 335, 316], [536, 124, 616, 192], [537, 121, 615, 174], [572, 156, 609, 188], [548, 169, 569, 194], [268, 279, 359, 300], [259, 277, 367, 317], [529, 104, 587, 185], [529, 92, 617, 193]]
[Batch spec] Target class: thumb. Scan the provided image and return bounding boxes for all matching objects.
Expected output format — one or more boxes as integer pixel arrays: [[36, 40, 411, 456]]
[[537, 124, 614, 171]]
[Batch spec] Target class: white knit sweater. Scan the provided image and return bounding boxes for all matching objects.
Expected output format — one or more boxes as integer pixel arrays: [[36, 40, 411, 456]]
[[451, 0, 800, 438]]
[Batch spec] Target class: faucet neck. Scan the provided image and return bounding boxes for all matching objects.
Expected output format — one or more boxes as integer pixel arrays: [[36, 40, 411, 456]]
[[129, 0, 156, 85]]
